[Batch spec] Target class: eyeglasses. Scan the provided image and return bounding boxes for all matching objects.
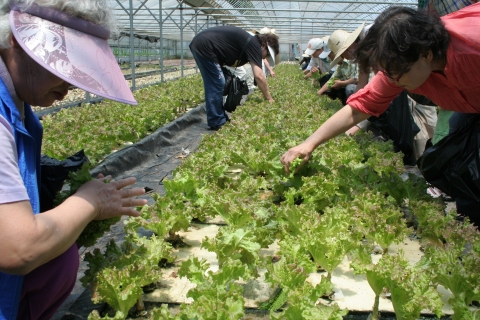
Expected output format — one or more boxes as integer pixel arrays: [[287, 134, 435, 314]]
[[379, 69, 403, 82]]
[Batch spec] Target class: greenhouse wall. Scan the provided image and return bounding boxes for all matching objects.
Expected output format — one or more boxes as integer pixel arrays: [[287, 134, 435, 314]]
[[109, 36, 180, 65]]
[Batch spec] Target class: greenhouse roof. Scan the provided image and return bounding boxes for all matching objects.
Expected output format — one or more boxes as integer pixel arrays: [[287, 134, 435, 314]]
[[111, 0, 418, 44]]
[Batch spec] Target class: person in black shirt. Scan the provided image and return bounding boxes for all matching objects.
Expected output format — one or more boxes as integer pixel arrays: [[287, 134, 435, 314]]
[[190, 26, 279, 130], [299, 54, 311, 71]]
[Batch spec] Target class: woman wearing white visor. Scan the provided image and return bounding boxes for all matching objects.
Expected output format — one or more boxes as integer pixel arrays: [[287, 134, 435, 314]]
[[257, 27, 279, 78], [0, 1, 147, 318]]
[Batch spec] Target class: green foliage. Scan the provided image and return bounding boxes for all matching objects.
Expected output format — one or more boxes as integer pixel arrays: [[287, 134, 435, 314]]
[[88, 309, 126, 320], [202, 226, 261, 274], [327, 77, 339, 89], [352, 251, 443, 320], [42, 75, 204, 165], [260, 288, 289, 311], [82, 235, 174, 319], [145, 65, 478, 318], [349, 191, 410, 252], [65, 64, 479, 319], [124, 193, 191, 239], [264, 249, 344, 320], [419, 220, 480, 320], [173, 257, 248, 320], [289, 157, 304, 176]]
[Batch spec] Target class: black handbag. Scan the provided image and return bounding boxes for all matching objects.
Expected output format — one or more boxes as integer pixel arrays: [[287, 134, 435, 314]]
[[417, 114, 480, 201], [222, 36, 251, 112], [222, 67, 236, 96], [224, 75, 249, 112], [40, 150, 90, 212]]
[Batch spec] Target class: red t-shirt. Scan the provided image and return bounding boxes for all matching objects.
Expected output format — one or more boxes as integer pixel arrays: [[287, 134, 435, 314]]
[[347, 2, 480, 116]]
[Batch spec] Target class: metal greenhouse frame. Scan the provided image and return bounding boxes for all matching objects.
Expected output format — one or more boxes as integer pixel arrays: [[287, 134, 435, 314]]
[[109, 0, 417, 87], [41, 0, 419, 112]]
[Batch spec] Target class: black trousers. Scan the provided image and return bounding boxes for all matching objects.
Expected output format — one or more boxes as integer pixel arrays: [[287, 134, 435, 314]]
[[448, 112, 480, 228]]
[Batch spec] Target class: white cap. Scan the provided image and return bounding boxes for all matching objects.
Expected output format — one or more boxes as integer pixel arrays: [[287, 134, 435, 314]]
[[319, 36, 331, 59], [304, 38, 325, 55]]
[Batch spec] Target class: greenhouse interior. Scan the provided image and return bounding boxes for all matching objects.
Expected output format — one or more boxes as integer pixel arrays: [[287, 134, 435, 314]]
[[3, 0, 479, 319]]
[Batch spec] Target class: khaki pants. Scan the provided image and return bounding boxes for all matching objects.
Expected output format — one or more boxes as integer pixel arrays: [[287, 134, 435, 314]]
[[408, 96, 437, 159], [355, 97, 437, 160]]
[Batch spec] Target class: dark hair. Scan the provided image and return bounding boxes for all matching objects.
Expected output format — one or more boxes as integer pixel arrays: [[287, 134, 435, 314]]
[[355, 6, 450, 75], [255, 33, 280, 56]]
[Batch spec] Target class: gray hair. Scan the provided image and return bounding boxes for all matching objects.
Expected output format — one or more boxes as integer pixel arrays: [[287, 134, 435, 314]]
[[0, 0, 118, 49]]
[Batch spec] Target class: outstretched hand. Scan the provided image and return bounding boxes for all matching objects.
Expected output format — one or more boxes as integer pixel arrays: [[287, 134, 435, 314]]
[[75, 174, 147, 220], [280, 144, 312, 175]]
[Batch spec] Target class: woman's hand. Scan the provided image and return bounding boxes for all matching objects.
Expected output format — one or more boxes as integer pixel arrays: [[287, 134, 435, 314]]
[[75, 174, 147, 220], [280, 143, 314, 175], [281, 105, 371, 175]]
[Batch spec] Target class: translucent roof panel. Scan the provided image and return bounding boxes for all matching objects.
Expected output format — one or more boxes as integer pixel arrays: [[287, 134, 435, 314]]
[[110, 0, 418, 43]]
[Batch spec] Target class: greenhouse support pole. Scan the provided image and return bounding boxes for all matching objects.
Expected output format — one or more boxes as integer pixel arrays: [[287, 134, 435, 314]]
[[180, 1, 184, 78], [146, 40, 149, 64], [159, 0, 164, 82], [129, 0, 135, 90]]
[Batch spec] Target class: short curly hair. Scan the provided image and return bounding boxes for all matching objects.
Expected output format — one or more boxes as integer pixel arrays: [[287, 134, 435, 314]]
[[255, 33, 280, 56], [355, 6, 450, 76]]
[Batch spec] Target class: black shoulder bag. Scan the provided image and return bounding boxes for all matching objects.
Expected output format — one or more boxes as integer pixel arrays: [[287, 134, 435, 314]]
[[417, 114, 480, 201], [222, 37, 251, 112]]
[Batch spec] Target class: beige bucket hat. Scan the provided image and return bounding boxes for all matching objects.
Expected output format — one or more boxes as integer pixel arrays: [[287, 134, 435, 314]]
[[328, 22, 365, 68]]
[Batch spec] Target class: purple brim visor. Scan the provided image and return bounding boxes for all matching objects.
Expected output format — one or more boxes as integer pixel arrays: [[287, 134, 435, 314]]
[[9, 4, 137, 105]]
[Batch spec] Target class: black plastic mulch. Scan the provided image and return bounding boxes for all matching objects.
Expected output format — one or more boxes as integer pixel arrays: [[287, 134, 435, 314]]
[[89, 102, 212, 205]]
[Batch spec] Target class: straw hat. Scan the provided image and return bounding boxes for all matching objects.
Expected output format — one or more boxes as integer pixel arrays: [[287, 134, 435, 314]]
[[328, 22, 365, 68]]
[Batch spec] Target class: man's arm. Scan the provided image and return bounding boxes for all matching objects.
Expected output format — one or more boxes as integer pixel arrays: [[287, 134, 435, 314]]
[[251, 62, 274, 102]]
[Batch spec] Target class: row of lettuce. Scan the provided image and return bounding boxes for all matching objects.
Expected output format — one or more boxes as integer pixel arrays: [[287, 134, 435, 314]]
[[42, 64, 479, 320], [41, 75, 204, 165]]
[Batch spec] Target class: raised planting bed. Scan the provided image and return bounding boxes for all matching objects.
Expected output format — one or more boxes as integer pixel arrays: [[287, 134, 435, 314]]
[[54, 64, 479, 320]]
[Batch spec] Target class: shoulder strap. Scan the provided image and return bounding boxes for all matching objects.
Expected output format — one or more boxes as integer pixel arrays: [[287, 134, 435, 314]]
[[234, 36, 252, 71]]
